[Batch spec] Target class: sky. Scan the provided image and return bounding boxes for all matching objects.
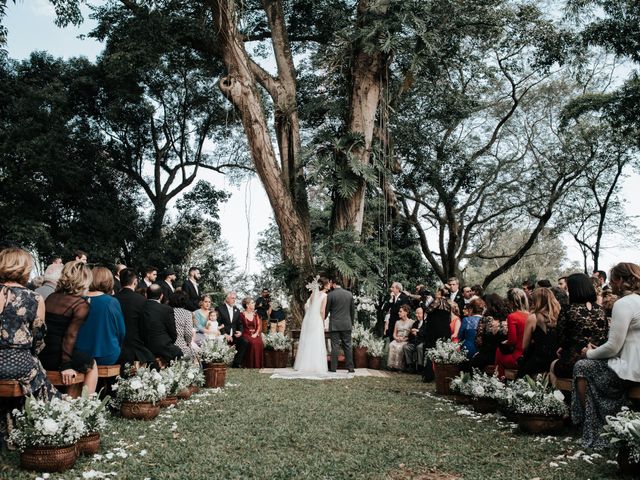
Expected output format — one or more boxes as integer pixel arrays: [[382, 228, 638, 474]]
[[5, 0, 640, 279]]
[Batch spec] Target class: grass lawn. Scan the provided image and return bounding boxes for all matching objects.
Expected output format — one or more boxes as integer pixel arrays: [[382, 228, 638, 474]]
[[0, 370, 620, 479]]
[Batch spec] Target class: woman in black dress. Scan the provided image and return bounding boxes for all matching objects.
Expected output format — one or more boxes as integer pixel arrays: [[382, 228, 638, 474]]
[[422, 294, 454, 382]]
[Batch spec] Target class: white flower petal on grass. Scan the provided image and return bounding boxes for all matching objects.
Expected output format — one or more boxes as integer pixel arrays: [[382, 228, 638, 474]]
[[139, 450, 147, 456], [105, 453, 114, 460], [549, 462, 559, 468]]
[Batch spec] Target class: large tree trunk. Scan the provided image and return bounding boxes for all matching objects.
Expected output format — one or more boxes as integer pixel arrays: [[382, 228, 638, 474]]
[[208, 0, 313, 324], [331, 0, 390, 236]]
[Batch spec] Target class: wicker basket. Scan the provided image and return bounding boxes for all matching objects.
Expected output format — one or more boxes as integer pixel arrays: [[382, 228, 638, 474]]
[[188, 385, 200, 395], [176, 388, 192, 400], [203, 363, 227, 388], [76, 432, 101, 455], [471, 397, 498, 414], [517, 414, 564, 434], [617, 445, 640, 476], [367, 355, 382, 370], [353, 347, 368, 368], [20, 444, 77, 472], [451, 394, 473, 405], [264, 350, 288, 368], [433, 363, 460, 395], [120, 401, 160, 420], [159, 396, 178, 408]]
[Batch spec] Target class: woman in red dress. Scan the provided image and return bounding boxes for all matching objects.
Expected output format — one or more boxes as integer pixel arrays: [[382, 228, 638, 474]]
[[240, 297, 264, 368], [495, 288, 529, 378]]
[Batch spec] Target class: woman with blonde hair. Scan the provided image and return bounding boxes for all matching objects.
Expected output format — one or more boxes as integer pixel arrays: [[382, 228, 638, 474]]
[[0, 248, 58, 401], [572, 262, 640, 448], [517, 288, 560, 378], [75, 267, 125, 366], [40, 261, 98, 393], [240, 296, 264, 368]]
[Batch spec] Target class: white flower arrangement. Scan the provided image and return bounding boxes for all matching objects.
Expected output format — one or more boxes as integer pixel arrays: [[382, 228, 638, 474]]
[[354, 296, 377, 314], [425, 339, 467, 364], [450, 372, 473, 396], [603, 407, 640, 462], [262, 332, 292, 351], [200, 337, 236, 365], [498, 374, 568, 417], [112, 366, 166, 405], [363, 335, 385, 358], [72, 387, 110, 434], [10, 396, 86, 451], [351, 321, 374, 348], [160, 361, 186, 396], [450, 370, 506, 399], [186, 361, 205, 387]]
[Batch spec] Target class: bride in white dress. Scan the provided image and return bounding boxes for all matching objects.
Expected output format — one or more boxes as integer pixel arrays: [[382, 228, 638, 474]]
[[293, 276, 329, 373]]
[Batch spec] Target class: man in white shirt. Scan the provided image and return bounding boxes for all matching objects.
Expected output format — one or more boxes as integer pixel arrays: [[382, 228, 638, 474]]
[[216, 292, 248, 368]]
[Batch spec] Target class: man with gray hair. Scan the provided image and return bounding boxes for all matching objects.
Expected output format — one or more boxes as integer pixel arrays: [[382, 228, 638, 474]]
[[35, 263, 64, 300], [383, 281, 409, 341]]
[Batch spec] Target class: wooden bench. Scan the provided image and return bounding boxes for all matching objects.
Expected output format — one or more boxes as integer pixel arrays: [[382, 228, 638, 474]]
[[97, 365, 121, 397], [46, 371, 85, 399], [552, 377, 572, 393], [0, 380, 23, 398]]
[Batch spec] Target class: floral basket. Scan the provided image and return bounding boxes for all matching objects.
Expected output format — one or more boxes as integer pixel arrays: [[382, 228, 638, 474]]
[[425, 339, 467, 365], [262, 332, 292, 351], [200, 337, 236, 365], [72, 387, 110, 455], [363, 335, 385, 369], [603, 407, 640, 474], [112, 366, 166, 419]]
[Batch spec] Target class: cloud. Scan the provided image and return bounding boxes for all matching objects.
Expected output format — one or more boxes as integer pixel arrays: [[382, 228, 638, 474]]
[[30, 0, 56, 18]]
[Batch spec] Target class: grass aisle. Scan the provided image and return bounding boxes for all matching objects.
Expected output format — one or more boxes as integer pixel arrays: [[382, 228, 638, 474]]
[[1, 371, 618, 479]]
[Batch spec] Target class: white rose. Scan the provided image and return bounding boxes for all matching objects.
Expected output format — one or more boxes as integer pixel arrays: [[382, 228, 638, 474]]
[[187, 372, 195, 380], [42, 418, 59, 435], [152, 371, 162, 381], [157, 384, 166, 396], [553, 390, 565, 402], [524, 391, 536, 399], [130, 378, 143, 390], [473, 386, 485, 397]]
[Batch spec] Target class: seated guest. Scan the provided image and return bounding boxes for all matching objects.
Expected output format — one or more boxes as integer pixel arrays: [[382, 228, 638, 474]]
[[458, 298, 485, 359], [403, 306, 427, 373], [422, 296, 454, 382], [450, 302, 462, 343], [387, 304, 413, 370], [240, 297, 264, 368], [40, 261, 98, 393], [142, 284, 183, 362], [205, 310, 223, 338], [517, 288, 559, 378], [467, 294, 508, 371], [75, 267, 126, 366], [573, 262, 640, 448], [0, 248, 58, 400], [551, 273, 607, 379], [169, 291, 197, 359], [35, 263, 63, 300], [193, 294, 215, 345], [495, 288, 529, 378], [217, 292, 248, 368], [115, 269, 155, 366]]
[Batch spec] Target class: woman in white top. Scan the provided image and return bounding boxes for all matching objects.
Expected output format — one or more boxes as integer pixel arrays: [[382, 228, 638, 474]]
[[572, 262, 640, 448]]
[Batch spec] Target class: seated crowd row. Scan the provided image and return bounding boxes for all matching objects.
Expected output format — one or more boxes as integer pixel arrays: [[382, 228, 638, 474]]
[[384, 265, 639, 449]]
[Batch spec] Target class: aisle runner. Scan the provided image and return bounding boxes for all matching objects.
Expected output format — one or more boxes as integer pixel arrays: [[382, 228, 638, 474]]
[[263, 368, 389, 380]]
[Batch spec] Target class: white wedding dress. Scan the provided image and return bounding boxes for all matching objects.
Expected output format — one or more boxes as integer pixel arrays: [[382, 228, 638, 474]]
[[293, 288, 328, 373]]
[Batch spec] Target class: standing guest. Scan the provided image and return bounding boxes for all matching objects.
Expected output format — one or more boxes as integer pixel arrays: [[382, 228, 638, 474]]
[[518, 288, 559, 378], [552, 273, 607, 379], [193, 295, 215, 345], [255, 288, 272, 333], [142, 284, 183, 362], [217, 292, 248, 368], [74, 250, 88, 264], [0, 248, 58, 400], [592, 270, 609, 291], [141, 266, 158, 288], [466, 294, 509, 371], [461, 286, 475, 306], [75, 267, 126, 366], [495, 288, 529, 378], [573, 263, 640, 448], [422, 297, 454, 382], [182, 267, 201, 311], [450, 302, 462, 343], [114, 269, 155, 366], [458, 298, 485, 359], [536, 279, 552, 288], [269, 301, 287, 333], [240, 297, 264, 368], [557, 277, 568, 293], [35, 263, 64, 300], [471, 284, 484, 299], [51, 256, 63, 265], [447, 277, 465, 314], [383, 282, 409, 340], [157, 269, 176, 304], [113, 263, 127, 294], [169, 291, 197, 359], [40, 261, 98, 393], [403, 306, 427, 373], [387, 305, 413, 371], [521, 280, 534, 302]]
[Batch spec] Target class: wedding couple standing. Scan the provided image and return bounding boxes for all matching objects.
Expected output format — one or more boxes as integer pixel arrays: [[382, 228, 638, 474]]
[[293, 277, 355, 374]]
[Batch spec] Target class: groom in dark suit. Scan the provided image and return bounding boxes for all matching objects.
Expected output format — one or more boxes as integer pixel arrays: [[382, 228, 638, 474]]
[[325, 279, 355, 372], [216, 291, 248, 368]]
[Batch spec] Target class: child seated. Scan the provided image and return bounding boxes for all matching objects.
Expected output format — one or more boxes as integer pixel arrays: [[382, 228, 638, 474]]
[[205, 310, 224, 338]]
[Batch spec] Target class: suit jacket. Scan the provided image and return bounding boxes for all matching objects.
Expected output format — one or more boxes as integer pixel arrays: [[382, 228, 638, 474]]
[[326, 287, 354, 332], [142, 299, 182, 360], [182, 279, 200, 311], [216, 303, 243, 336], [157, 280, 175, 304], [114, 288, 155, 364], [451, 291, 465, 314], [409, 319, 426, 345]]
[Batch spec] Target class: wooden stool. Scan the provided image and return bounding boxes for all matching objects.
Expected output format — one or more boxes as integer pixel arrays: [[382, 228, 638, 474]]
[[504, 369, 518, 381], [46, 371, 85, 399]]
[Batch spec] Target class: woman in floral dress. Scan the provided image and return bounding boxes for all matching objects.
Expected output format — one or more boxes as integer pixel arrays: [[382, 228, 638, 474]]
[[387, 305, 413, 370]]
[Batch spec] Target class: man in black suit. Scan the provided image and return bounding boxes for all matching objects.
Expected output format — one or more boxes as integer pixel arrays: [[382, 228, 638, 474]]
[[383, 281, 410, 340], [403, 306, 427, 373], [182, 267, 201, 311], [157, 269, 176, 304], [114, 269, 155, 366], [447, 277, 465, 314], [216, 291, 248, 368], [142, 284, 183, 362]]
